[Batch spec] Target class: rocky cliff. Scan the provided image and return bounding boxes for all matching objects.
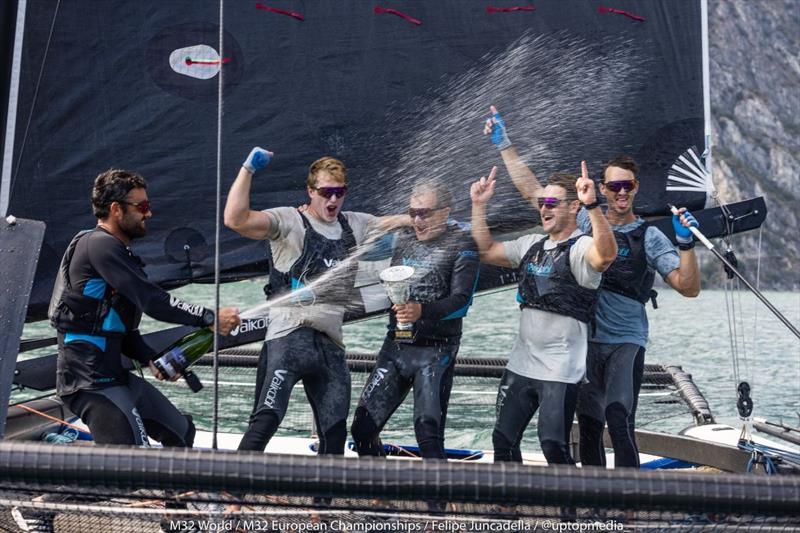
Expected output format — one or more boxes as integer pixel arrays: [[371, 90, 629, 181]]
[[707, 0, 799, 290]]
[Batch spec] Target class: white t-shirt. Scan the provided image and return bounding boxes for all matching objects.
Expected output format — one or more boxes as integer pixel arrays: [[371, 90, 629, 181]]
[[263, 207, 377, 345], [502, 229, 601, 384]]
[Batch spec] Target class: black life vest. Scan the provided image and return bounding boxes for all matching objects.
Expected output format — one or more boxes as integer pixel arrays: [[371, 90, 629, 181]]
[[387, 225, 477, 344], [265, 212, 357, 305], [516, 235, 597, 324], [600, 223, 658, 307], [48, 229, 139, 336]]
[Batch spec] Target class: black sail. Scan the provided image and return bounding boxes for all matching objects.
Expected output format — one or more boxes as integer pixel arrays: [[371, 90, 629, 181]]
[[0, 1, 706, 320]]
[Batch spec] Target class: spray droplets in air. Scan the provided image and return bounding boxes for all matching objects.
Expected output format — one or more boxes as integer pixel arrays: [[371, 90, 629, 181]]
[[251, 32, 650, 319], [353, 31, 648, 222]]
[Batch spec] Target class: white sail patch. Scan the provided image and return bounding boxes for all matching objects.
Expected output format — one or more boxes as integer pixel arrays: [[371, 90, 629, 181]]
[[169, 45, 222, 79], [667, 146, 713, 195]]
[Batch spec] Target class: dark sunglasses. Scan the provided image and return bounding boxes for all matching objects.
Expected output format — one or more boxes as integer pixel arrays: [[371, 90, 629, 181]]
[[604, 180, 637, 193], [408, 206, 442, 219], [313, 186, 348, 199], [120, 199, 151, 214], [537, 197, 563, 209]]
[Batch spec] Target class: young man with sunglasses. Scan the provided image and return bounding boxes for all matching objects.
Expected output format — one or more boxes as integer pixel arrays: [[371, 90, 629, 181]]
[[574, 155, 700, 468], [50, 169, 240, 447], [485, 107, 701, 468], [225, 148, 408, 460], [470, 163, 618, 465], [351, 179, 480, 465]]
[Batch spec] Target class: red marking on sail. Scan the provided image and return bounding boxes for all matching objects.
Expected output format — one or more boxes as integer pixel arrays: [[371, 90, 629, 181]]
[[185, 57, 232, 66], [486, 6, 535, 14], [597, 6, 645, 22], [374, 6, 422, 26], [255, 3, 305, 21]]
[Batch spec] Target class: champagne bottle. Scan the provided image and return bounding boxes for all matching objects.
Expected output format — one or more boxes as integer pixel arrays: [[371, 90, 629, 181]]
[[152, 329, 212, 391]]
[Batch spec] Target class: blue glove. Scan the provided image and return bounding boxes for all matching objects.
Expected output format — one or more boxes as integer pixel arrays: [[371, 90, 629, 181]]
[[489, 110, 512, 151], [243, 147, 271, 174], [672, 209, 699, 244]]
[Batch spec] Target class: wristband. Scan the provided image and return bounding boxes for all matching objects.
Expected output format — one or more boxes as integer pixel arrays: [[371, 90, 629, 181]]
[[582, 200, 600, 210], [200, 309, 215, 327], [678, 241, 695, 251]]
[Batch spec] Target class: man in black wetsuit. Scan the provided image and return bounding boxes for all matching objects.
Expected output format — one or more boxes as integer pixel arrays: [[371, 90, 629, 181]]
[[50, 169, 240, 447], [350, 179, 480, 461]]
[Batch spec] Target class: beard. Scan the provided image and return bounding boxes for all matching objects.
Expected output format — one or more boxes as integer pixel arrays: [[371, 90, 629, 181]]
[[120, 213, 147, 240]]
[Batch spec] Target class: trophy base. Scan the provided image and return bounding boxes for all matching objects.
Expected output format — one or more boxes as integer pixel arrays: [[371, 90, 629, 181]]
[[393, 327, 415, 343]]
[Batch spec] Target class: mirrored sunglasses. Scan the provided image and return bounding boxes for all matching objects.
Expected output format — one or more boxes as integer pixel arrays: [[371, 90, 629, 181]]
[[604, 180, 637, 193], [313, 186, 348, 199], [537, 197, 563, 209]]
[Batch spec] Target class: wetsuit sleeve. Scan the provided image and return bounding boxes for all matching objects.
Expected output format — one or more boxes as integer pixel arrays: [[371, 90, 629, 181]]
[[420, 240, 480, 321], [87, 237, 214, 327], [121, 329, 157, 365]]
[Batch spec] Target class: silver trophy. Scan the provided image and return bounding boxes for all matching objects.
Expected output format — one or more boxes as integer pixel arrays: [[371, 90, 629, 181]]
[[379, 265, 415, 341]]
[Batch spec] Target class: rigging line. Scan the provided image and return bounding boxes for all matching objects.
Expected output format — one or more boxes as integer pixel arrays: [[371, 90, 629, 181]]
[[724, 276, 739, 387], [9, 0, 61, 196], [750, 225, 764, 380], [16, 404, 85, 433], [212, 0, 225, 450], [735, 276, 749, 384]]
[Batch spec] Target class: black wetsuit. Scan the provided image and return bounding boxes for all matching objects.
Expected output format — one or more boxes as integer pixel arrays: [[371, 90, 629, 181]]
[[238, 213, 356, 455], [351, 223, 479, 460], [52, 227, 213, 446]]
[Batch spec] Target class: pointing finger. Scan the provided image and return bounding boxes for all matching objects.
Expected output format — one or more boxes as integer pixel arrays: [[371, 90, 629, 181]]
[[487, 166, 497, 183], [581, 160, 589, 181]]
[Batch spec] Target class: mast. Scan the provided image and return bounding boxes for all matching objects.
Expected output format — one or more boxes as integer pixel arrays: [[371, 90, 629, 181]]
[[700, 0, 715, 205], [1, 0, 26, 217]]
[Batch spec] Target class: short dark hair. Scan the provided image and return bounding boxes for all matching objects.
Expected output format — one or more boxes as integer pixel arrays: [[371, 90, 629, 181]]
[[546, 172, 578, 200], [603, 155, 639, 180], [91, 169, 147, 219], [411, 179, 452, 209]]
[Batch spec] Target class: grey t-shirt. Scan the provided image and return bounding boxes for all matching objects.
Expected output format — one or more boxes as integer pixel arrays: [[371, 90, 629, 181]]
[[576, 209, 680, 347], [503, 229, 601, 384], [263, 207, 377, 345]]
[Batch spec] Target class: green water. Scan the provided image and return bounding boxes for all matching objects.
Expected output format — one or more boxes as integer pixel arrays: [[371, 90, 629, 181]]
[[18, 281, 800, 451]]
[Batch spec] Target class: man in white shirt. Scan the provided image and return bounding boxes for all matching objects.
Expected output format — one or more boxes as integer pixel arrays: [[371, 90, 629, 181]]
[[470, 163, 617, 464], [224, 148, 407, 457]]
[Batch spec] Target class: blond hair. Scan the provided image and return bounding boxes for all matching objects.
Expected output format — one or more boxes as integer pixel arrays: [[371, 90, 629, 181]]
[[307, 156, 347, 188]]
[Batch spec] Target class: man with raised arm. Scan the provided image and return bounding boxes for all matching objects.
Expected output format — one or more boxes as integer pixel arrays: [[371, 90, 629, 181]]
[[224, 147, 408, 458], [351, 179, 480, 463], [485, 107, 701, 467], [470, 163, 617, 464], [51, 169, 240, 447]]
